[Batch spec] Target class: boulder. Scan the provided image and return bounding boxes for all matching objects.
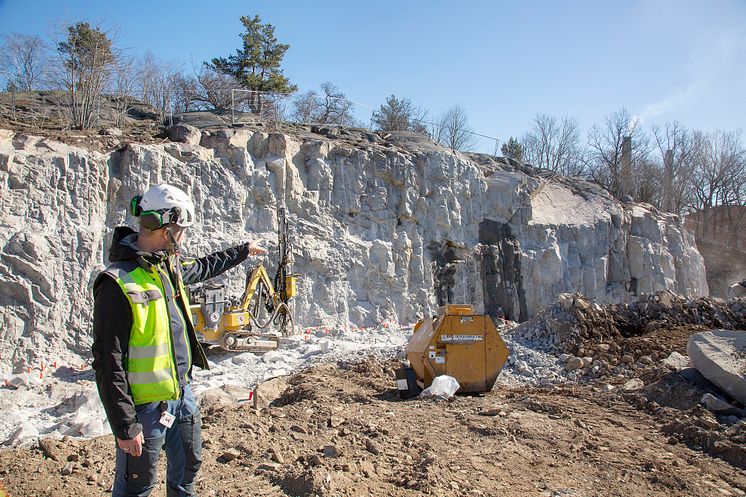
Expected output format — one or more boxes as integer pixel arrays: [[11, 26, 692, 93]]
[[253, 377, 289, 409], [662, 351, 690, 370], [623, 378, 644, 391], [220, 448, 240, 462], [565, 357, 584, 371], [687, 330, 746, 404], [167, 124, 201, 145], [701, 393, 735, 412], [198, 388, 235, 410], [99, 127, 122, 137], [728, 280, 746, 299]]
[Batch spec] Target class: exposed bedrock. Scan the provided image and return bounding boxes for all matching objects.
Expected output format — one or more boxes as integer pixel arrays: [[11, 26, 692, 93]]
[[0, 128, 708, 373]]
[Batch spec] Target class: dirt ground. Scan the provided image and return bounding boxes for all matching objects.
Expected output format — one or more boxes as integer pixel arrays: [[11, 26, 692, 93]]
[[1, 341, 744, 497]]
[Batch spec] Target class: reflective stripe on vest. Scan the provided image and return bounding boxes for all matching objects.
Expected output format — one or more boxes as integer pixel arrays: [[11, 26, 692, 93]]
[[107, 263, 180, 405]]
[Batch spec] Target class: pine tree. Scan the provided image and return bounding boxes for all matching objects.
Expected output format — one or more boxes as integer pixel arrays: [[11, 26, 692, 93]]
[[56, 22, 115, 129], [501, 137, 524, 162], [210, 15, 296, 112], [371, 95, 427, 133]]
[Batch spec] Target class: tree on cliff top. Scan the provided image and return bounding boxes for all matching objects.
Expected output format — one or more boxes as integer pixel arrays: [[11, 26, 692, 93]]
[[431, 104, 477, 151], [587, 107, 652, 201], [209, 15, 296, 112], [291, 82, 357, 126], [371, 95, 428, 134], [55, 22, 116, 130], [0, 33, 47, 91], [501, 137, 524, 162], [522, 114, 584, 176]]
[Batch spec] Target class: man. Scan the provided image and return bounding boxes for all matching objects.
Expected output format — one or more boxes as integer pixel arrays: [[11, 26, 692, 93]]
[[92, 184, 266, 497]]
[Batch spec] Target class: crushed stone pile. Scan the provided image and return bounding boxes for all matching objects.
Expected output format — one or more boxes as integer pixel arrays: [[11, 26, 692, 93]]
[[496, 320, 568, 388]]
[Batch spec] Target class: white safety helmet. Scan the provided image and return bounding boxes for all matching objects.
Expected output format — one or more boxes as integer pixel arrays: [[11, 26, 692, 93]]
[[130, 184, 195, 229]]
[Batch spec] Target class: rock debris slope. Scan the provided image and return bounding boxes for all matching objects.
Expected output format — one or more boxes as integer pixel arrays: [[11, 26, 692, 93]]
[[0, 126, 708, 375]]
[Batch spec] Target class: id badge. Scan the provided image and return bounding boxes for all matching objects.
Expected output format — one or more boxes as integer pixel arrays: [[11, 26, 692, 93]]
[[159, 411, 176, 428]]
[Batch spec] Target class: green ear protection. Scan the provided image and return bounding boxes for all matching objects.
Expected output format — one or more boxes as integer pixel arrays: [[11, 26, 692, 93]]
[[129, 195, 181, 231], [129, 195, 143, 217]]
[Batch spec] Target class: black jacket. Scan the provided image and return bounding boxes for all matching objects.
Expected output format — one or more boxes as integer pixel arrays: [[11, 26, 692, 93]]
[[91, 226, 251, 440]]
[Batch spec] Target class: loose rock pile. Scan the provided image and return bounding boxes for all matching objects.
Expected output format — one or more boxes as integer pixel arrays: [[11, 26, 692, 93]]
[[505, 291, 746, 382]]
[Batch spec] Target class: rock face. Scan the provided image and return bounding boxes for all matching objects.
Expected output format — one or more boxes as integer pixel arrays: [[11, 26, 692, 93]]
[[688, 330, 746, 404], [167, 124, 201, 146], [0, 127, 708, 374], [0, 130, 109, 376]]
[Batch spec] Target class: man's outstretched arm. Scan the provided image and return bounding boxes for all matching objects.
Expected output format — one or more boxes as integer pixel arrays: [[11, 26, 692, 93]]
[[181, 241, 266, 285]]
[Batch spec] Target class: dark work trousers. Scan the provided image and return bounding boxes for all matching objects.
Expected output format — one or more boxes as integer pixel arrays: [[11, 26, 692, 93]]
[[112, 384, 202, 497]]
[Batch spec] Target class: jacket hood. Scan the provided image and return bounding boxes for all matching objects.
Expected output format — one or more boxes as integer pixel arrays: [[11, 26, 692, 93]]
[[109, 226, 168, 264]]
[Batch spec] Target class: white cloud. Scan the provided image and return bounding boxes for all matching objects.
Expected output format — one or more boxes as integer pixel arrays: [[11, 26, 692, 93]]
[[635, 30, 745, 125], [636, 78, 709, 124]]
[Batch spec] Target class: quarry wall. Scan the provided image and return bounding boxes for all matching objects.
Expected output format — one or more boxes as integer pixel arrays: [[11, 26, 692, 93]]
[[0, 127, 708, 374]]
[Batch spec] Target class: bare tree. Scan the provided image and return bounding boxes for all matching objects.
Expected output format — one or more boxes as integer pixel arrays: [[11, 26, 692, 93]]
[[170, 73, 198, 113], [431, 104, 477, 151], [371, 95, 428, 133], [688, 130, 746, 238], [522, 114, 585, 176], [720, 134, 746, 248], [51, 22, 116, 130], [635, 158, 662, 205], [291, 89, 317, 123], [0, 33, 47, 91], [136, 52, 184, 121], [111, 55, 137, 127], [587, 107, 652, 201], [291, 82, 357, 125], [652, 121, 697, 214], [173, 65, 239, 112]]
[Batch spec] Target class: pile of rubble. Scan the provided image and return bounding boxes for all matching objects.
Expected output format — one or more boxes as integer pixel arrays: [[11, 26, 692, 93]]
[[505, 291, 746, 381]]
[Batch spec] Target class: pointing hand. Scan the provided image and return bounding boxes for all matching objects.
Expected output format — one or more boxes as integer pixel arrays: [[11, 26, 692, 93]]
[[248, 240, 268, 256]]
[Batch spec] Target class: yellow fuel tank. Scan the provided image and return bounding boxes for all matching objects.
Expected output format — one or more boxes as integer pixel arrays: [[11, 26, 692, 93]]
[[405, 304, 510, 393]]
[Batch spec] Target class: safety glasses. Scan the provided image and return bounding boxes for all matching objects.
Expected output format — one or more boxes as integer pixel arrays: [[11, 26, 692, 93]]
[[130, 195, 192, 230], [139, 207, 183, 231]]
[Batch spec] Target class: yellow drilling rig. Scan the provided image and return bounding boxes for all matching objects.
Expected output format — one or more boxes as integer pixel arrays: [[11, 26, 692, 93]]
[[189, 208, 298, 352]]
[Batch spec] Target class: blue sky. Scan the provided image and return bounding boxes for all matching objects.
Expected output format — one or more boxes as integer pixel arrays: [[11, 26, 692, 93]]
[[1, 0, 744, 153]]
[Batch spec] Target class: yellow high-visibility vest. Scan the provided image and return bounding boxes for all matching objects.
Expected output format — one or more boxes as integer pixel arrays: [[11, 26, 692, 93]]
[[105, 260, 192, 404]]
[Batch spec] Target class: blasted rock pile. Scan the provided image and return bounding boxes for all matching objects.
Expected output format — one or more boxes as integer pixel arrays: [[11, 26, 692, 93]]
[[506, 290, 746, 381]]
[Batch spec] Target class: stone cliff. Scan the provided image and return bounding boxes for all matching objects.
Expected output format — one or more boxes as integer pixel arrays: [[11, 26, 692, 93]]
[[0, 126, 708, 374]]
